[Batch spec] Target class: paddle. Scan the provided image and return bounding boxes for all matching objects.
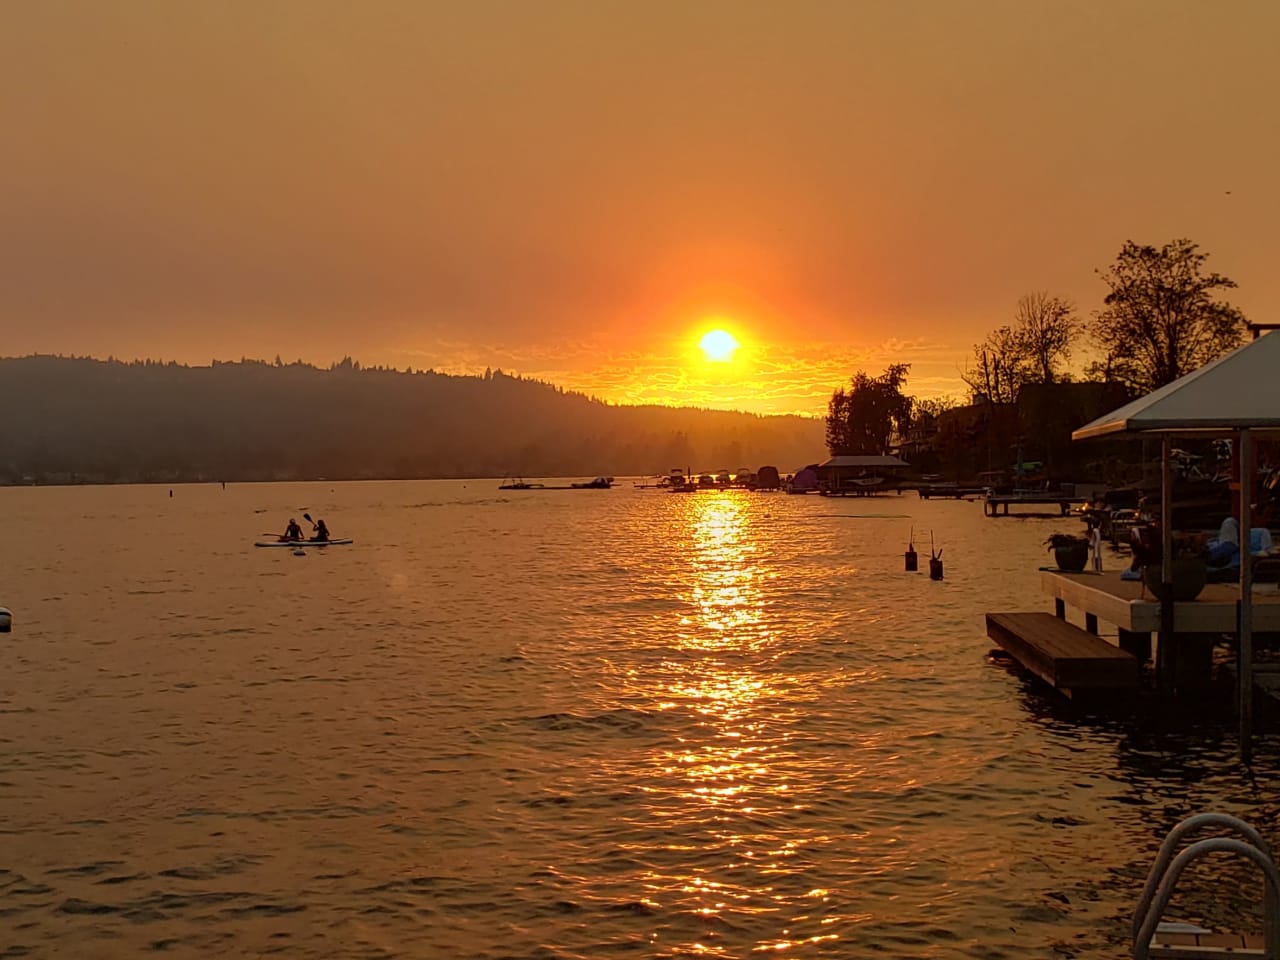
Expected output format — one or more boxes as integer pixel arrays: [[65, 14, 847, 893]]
[[302, 512, 330, 542]]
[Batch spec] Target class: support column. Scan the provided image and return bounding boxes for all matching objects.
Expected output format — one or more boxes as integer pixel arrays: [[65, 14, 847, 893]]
[[1157, 436, 1175, 693], [1239, 428, 1254, 762], [1118, 629, 1152, 663]]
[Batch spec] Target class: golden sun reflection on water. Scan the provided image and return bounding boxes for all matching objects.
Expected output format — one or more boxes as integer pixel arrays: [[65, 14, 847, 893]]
[[645, 493, 839, 947], [680, 494, 764, 649]]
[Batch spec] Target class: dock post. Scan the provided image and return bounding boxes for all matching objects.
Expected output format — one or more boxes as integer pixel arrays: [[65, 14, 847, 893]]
[[1239, 428, 1254, 762], [1085, 613, 1098, 635], [1118, 629, 1152, 664], [1055, 598, 1065, 619]]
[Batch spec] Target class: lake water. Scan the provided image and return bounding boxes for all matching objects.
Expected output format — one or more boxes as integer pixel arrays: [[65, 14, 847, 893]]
[[1, 481, 1277, 959]]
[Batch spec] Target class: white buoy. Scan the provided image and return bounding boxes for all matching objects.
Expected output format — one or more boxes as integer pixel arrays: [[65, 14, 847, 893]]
[[0, 607, 11, 632], [293, 548, 306, 556]]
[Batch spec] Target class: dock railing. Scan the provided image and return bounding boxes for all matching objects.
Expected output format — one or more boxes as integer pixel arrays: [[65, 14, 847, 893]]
[[1132, 812, 1280, 959]]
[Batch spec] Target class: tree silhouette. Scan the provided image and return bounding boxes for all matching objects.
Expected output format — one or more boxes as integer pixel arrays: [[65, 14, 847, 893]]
[[1014, 291, 1079, 384], [1092, 239, 1246, 392], [825, 364, 912, 456], [963, 292, 1080, 402]]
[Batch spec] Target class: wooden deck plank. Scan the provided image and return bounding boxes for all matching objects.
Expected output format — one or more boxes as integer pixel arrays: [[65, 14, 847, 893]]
[[986, 612, 1138, 695]]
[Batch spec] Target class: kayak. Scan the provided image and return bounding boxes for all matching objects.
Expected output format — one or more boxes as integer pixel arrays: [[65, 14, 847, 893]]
[[254, 539, 353, 548]]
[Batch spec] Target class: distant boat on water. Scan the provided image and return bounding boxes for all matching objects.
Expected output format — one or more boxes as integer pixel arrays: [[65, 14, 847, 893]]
[[570, 477, 614, 489], [499, 477, 545, 490]]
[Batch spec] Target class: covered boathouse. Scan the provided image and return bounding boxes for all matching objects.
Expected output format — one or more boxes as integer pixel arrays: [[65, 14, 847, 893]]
[[816, 455, 909, 495], [987, 329, 1280, 760]]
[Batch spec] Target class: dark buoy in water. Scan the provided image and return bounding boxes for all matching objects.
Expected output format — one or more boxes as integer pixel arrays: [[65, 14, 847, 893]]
[[904, 525, 918, 571], [929, 531, 944, 581], [0, 607, 11, 632]]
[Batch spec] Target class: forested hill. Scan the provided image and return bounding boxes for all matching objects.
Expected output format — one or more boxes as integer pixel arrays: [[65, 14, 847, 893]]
[[0, 356, 826, 484]]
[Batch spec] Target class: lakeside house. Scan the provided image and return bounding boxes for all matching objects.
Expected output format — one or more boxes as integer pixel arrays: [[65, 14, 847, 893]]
[[895, 382, 1132, 483]]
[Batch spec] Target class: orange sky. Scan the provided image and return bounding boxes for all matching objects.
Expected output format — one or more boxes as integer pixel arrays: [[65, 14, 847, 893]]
[[2, 1, 1278, 415]]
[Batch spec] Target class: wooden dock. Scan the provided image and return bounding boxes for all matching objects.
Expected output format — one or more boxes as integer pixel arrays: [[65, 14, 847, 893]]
[[818, 485, 898, 497], [986, 612, 1138, 697], [1040, 570, 1280, 634], [1037, 569, 1280, 694], [984, 492, 1090, 516]]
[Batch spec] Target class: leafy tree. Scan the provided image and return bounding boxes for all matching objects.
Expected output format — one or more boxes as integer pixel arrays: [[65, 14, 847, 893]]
[[826, 364, 912, 456], [1091, 238, 1247, 392]]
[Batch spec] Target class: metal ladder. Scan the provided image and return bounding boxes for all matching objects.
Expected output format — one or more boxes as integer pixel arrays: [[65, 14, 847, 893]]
[[1133, 813, 1280, 959]]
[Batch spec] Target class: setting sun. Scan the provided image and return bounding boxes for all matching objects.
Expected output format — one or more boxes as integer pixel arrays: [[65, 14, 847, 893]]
[[699, 329, 740, 363]]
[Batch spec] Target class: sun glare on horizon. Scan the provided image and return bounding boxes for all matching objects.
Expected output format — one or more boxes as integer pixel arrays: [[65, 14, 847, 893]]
[[699, 329, 740, 363]]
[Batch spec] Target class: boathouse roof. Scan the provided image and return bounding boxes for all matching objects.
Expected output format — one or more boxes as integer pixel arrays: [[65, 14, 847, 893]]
[[1072, 330, 1280, 439], [819, 455, 910, 468]]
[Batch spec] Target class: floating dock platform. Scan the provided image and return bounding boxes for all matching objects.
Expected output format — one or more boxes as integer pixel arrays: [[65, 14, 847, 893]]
[[986, 611, 1139, 698], [916, 483, 988, 499], [984, 492, 1090, 516]]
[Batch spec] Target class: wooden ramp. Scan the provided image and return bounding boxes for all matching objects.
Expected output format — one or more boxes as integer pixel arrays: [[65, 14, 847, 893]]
[[986, 612, 1138, 698]]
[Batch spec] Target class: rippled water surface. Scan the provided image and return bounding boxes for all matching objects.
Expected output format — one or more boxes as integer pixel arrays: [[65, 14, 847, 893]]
[[2, 480, 1278, 958]]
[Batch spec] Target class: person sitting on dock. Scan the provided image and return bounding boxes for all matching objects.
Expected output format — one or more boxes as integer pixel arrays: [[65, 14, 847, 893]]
[[1206, 516, 1242, 569], [282, 518, 304, 542], [1205, 513, 1274, 575]]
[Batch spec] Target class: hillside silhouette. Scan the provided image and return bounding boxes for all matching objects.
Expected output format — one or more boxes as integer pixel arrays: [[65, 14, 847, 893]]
[[0, 356, 826, 484]]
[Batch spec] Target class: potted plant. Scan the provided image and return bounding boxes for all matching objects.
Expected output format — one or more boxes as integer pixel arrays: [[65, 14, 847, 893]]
[[1142, 532, 1209, 602], [1046, 532, 1090, 572]]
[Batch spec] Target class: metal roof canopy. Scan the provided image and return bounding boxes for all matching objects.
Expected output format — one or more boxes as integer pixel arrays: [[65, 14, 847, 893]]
[[1069, 330, 1277, 762], [1072, 331, 1280, 440]]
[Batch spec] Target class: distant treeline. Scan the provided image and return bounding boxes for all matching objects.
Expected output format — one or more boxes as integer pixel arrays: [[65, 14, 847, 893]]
[[0, 356, 826, 484]]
